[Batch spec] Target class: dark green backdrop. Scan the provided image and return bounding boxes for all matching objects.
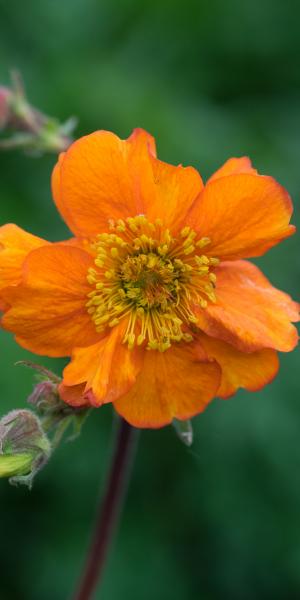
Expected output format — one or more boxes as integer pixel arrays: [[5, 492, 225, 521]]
[[0, 1, 299, 599]]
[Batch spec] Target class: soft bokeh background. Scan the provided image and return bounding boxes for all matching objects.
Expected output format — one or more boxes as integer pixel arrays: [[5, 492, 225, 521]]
[[0, 1, 300, 598]]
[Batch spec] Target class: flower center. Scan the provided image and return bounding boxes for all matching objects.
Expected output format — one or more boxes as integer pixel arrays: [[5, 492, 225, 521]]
[[86, 216, 219, 352]]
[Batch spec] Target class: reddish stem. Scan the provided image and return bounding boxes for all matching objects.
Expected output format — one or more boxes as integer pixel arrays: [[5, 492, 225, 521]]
[[72, 417, 137, 600]]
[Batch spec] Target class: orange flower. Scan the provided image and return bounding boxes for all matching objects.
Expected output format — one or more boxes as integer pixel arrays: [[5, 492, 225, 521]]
[[0, 129, 299, 428]]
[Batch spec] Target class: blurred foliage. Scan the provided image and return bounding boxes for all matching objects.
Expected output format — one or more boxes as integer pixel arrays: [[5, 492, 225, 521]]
[[0, 0, 300, 598]]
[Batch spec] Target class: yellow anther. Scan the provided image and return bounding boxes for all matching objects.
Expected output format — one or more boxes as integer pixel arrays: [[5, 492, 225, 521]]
[[183, 333, 193, 342], [163, 230, 172, 245], [95, 258, 104, 268], [117, 219, 126, 231], [147, 255, 158, 268], [183, 245, 195, 255], [199, 255, 210, 265], [96, 248, 107, 257], [91, 297, 104, 306], [174, 259, 184, 267], [109, 318, 120, 327], [137, 334, 145, 346], [188, 315, 198, 323], [127, 218, 138, 232], [95, 314, 110, 325], [181, 226, 191, 238], [209, 257, 220, 266], [140, 234, 150, 244], [158, 244, 168, 256], [183, 231, 196, 247], [148, 340, 159, 350], [196, 237, 211, 248], [158, 340, 171, 352], [127, 333, 135, 350]]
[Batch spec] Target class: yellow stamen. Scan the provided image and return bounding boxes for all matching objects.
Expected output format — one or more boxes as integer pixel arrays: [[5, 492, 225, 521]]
[[86, 216, 219, 351]]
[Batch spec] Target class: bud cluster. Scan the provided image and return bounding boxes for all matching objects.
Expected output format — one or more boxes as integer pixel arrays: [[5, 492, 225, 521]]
[[0, 71, 77, 154], [0, 362, 89, 487]]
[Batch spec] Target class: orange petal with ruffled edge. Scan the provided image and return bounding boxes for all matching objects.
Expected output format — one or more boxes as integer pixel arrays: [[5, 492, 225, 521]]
[[58, 382, 96, 407], [114, 342, 221, 428], [187, 173, 295, 260], [1, 244, 100, 357], [198, 333, 279, 398], [51, 129, 155, 236], [0, 224, 47, 302], [51, 128, 204, 237], [62, 323, 143, 405], [51, 151, 67, 227], [207, 157, 257, 183], [58, 382, 88, 407], [127, 130, 204, 230], [144, 156, 204, 232], [195, 260, 299, 353]]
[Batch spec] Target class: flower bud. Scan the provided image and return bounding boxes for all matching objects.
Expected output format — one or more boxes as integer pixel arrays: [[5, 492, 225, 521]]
[[0, 86, 12, 129], [28, 379, 60, 412], [0, 409, 51, 487], [23, 361, 90, 447], [0, 453, 33, 478], [0, 73, 76, 153]]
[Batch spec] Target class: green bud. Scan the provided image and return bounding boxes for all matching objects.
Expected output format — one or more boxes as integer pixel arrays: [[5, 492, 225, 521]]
[[0, 410, 51, 487], [0, 453, 33, 478], [18, 361, 90, 446], [0, 71, 76, 154]]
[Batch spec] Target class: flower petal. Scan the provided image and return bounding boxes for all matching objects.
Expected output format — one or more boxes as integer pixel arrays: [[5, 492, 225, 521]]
[[51, 151, 66, 226], [51, 128, 204, 237], [198, 333, 279, 398], [195, 260, 299, 352], [51, 128, 157, 237], [207, 157, 257, 183], [114, 342, 221, 428], [1, 245, 100, 357], [58, 382, 95, 407], [62, 323, 143, 405], [0, 224, 47, 297], [144, 155, 204, 232], [187, 174, 295, 260]]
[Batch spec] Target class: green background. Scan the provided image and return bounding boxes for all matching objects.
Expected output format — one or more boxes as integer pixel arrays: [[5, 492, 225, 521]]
[[0, 1, 300, 598]]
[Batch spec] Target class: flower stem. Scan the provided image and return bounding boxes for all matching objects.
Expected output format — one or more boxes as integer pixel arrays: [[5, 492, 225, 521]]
[[72, 417, 137, 600]]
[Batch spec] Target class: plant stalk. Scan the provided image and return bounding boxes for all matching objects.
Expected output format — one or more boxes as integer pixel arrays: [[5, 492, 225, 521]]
[[72, 416, 137, 600]]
